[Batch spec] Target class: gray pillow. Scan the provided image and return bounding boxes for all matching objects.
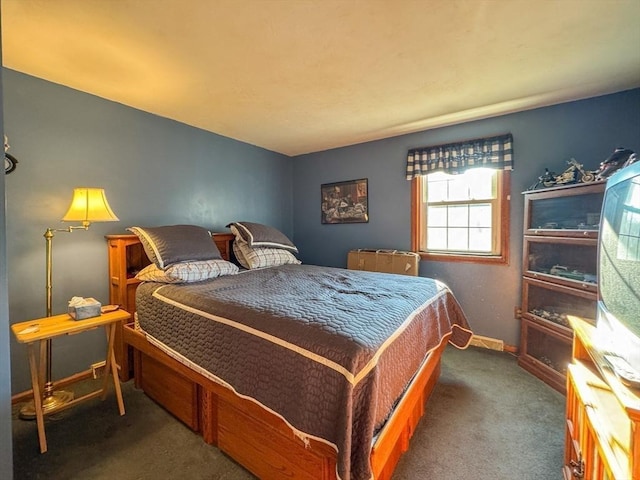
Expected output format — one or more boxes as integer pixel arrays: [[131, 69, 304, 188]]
[[226, 221, 298, 253], [128, 225, 222, 269]]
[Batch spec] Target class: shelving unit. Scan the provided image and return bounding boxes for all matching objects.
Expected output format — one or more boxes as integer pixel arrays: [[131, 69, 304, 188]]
[[105, 235, 149, 382], [518, 181, 605, 393], [105, 232, 234, 380]]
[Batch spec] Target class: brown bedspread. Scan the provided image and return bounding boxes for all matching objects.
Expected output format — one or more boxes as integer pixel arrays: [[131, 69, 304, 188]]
[[136, 264, 472, 480]]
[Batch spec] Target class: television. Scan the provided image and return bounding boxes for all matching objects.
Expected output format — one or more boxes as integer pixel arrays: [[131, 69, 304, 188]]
[[595, 159, 640, 388]]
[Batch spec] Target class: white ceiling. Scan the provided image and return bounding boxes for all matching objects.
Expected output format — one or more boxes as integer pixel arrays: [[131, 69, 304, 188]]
[[2, 0, 640, 156]]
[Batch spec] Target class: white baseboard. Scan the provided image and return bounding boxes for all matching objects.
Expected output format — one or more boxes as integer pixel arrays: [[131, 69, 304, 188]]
[[469, 334, 504, 351]]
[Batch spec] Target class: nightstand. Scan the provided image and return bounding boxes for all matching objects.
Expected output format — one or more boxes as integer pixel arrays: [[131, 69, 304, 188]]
[[11, 309, 131, 453]]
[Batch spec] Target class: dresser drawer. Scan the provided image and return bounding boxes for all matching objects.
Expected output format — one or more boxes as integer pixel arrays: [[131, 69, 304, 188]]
[[139, 352, 200, 430]]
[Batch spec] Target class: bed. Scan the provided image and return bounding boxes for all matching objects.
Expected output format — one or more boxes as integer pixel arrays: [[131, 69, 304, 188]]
[[115, 224, 472, 480]]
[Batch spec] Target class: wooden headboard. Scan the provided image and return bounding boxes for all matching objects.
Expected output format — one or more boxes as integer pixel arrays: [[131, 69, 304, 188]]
[[104, 231, 234, 380]]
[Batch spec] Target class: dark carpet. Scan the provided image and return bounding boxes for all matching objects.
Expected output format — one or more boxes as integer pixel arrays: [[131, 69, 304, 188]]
[[11, 346, 565, 479]]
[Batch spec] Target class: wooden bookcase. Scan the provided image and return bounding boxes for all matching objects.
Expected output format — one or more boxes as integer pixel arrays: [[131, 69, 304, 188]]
[[565, 316, 639, 480], [105, 232, 234, 380], [518, 181, 605, 393]]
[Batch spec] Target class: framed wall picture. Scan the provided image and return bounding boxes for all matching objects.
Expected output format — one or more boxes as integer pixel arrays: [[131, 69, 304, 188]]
[[321, 178, 369, 224]]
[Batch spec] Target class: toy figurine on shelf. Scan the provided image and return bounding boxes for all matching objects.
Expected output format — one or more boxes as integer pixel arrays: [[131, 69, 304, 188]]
[[528, 158, 596, 190], [528, 168, 557, 190], [554, 158, 596, 185], [594, 147, 636, 181]]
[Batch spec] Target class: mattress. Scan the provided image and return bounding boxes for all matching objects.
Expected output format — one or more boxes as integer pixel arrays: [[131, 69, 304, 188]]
[[135, 264, 472, 480]]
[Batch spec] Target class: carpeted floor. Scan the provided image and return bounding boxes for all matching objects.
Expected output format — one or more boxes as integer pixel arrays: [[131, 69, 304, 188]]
[[11, 346, 565, 479]]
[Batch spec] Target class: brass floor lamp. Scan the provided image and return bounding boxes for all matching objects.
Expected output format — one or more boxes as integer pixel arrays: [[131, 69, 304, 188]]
[[19, 187, 119, 419]]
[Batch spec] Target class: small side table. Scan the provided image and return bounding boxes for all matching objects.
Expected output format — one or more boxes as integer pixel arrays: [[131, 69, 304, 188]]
[[11, 309, 131, 453]]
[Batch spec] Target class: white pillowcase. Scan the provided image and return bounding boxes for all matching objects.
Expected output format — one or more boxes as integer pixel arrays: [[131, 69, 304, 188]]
[[136, 259, 239, 284]]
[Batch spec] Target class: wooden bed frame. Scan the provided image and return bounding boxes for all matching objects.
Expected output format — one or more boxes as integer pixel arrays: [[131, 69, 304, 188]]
[[108, 233, 451, 479]]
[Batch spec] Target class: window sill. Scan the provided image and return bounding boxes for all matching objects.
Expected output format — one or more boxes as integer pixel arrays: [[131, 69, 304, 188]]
[[417, 251, 509, 265]]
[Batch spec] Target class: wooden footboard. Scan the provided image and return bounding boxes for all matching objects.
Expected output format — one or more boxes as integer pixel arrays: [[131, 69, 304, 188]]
[[123, 323, 449, 479]]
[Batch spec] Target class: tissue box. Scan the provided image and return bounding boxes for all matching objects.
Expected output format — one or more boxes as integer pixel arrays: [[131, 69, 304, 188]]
[[68, 298, 102, 320]]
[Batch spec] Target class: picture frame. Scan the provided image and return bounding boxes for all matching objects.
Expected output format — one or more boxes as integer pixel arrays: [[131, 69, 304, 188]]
[[321, 178, 369, 224]]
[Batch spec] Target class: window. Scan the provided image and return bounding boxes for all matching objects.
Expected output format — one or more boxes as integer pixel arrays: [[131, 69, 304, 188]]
[[412, 169, 510, 264], [406, 133, 513, 264]]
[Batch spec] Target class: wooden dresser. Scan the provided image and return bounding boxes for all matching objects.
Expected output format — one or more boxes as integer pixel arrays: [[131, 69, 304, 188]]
[[105, 232, 234, 380], [565, 316, 639, 480]]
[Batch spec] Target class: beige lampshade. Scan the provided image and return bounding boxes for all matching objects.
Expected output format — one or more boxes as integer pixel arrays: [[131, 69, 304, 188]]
[[61, 188, 119, 225]]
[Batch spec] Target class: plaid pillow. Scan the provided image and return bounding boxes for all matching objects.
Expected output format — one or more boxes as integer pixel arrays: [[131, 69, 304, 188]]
[[233, 240, 301, 270], [136, 259, 238, 283]]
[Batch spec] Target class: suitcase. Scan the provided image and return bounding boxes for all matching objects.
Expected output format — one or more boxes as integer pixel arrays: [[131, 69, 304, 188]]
[[347, 249, 420, 276]]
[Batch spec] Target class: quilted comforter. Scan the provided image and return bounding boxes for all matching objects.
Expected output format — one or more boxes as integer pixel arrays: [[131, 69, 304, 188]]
[[136, 264, 472, 480]]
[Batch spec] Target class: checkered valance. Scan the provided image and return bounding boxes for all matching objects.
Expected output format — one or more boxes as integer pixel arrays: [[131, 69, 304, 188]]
[[406, 133, 514, 179]]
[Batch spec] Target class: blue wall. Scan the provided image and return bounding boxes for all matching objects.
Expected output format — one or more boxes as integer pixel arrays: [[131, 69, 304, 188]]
[[4, 66, 640, 394], [3, 69, 293, 393], [292, 89, 640, 347]]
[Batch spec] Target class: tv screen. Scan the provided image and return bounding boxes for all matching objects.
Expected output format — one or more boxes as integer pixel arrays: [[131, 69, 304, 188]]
[[597, 160, 640, 386]]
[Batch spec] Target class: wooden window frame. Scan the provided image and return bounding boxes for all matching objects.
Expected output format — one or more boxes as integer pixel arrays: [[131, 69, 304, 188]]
[[411, 170, 510, 265]]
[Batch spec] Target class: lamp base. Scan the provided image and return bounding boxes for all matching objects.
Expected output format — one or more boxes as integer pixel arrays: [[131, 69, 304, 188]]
[[19, 390, 74, 420]]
